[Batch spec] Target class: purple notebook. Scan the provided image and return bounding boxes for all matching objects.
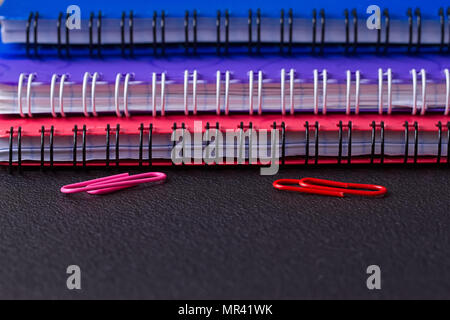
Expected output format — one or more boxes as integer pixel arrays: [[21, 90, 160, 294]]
[[0, 53, 449, 116]]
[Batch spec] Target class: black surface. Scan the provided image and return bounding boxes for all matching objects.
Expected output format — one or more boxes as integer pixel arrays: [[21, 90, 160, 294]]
[[1, 165, 450, 299]]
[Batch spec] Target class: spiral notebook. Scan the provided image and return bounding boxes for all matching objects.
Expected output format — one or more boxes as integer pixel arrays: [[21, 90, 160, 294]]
[[0, 1, 450, 169], [0, 54, 449, 168], [1, 114, 450, 168], [1, 54, 449, 117], [1, 0, 450, 56]]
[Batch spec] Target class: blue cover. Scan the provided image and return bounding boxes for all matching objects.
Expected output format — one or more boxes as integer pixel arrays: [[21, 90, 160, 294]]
[[0, 0, 448, 19]]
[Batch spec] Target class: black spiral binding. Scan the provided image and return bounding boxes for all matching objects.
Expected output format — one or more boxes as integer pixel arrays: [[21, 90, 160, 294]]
[[238, 121, 244, 165], [181, 123, 186, 165], [8, 127, 13, 173], [121, 11, 134, 56], [436, 121, 442, 163], [337, 121, 353, 164], [5, 120, 450, 169], [49, 126, 54, 168], [153, 11, 157, 54], [404, 121, 409, 163], [65, 12, 70, 57], [416, 8, 422, 53], [26, 12, 39, 56], [57, 12, 62, 56], [289, 9, 293, 53], [115, 124, 120, 167], [352, 9, 358, 53], [139, 123, 144, 166], [129, 11, 134, 56], [148, 123, 153, 166], [20, 7, 450, 56], [193, 10, 198, 54], [89, 12, 94, 56], [225, 10, 230, 54], [338, 121, 343, 163], [17, 127, 22, 171], [105, 124, 110, 167], [82, 124, 87, 168], [319, 9, 325, 55], [172, 123, 177, 165], [72, 125, 77, 167], [314, 121, 319, 164], [121, 12, 136, 56], [248, 122, 253, 164], [161, 11, 166, 55], [40, 126, 45, 168], [407, 8, 413, 53], [205, 122, 210, 165], [304, 121, 310, 165], [97, 11, 102, 57], [248, 10, 252, 53], [383, 9, 390, 53]]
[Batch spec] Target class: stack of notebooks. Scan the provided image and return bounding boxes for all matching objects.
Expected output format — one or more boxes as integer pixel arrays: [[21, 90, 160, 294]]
[[0, 0, 449, 169]]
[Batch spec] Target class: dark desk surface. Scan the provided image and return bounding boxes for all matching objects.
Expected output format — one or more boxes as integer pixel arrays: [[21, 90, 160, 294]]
[[1, 165, 450, 299]]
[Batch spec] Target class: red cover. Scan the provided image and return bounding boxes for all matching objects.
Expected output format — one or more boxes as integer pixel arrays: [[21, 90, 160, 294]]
[[1, 114, 448, 166]]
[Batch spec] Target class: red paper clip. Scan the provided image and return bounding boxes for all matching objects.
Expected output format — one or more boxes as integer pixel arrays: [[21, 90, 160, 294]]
[[273, 177, 387, 197], [61, 172, 167, 195]]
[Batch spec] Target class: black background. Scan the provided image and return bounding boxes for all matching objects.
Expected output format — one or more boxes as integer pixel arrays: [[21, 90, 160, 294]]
[[1, 165, 450, 299]]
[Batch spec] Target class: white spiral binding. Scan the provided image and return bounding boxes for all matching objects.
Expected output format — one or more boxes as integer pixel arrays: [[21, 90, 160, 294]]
[[18, 73, 36, 118], [18, 73, 26, 117], [216, 70, 221, 115], [193, 69, 198, 115], [258, 70, 263, 115], [91, 72, 100, 116], [225, 70, 230, 115], [420, 69, 427, 115], [445, 69, 450, 116], [281, 68, 286, 115], [289, 69, 295, 115], [82, 72, 91, 117], [59, 74, 67, 117], [16, 68, 450, 118], [378, 68, 383, 114], [161, 72, 166, 116], [183, 70, 189, 115], [114, 73, 127, 117], [322, 69, 327, 115], [411, 68, 418, 115], [355, 70, 360, 115], [346, 70, 351, 115], [248, 70, 254, 115], [123, 73, 133, 117], [26, 73, 35, 118], [387, 68, 392, 115], [50, 74, 59, 118], [181, 70, 199, 116], [313, 69, 318, 114], [50, 74, 68, 118], [152, 72, 157, 117]]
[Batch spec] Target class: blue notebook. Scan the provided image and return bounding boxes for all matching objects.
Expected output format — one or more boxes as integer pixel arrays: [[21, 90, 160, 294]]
[[1, 0, 449, 56]]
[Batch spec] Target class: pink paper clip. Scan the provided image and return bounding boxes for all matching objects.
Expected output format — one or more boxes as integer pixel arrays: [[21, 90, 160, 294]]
[[60, 172, 167, 195]]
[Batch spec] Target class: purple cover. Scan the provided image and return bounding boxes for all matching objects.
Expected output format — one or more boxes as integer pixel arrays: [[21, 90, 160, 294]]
[[0, 54, 449, 85]]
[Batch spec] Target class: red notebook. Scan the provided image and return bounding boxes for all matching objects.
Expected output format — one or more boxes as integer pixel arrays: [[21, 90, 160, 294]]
[[1, 114, 448, 169]]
